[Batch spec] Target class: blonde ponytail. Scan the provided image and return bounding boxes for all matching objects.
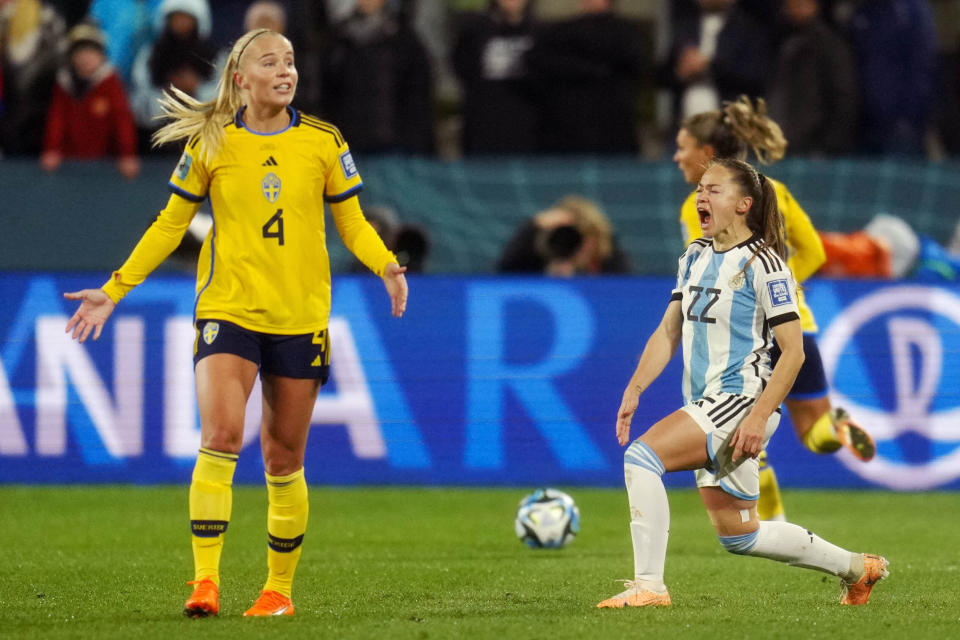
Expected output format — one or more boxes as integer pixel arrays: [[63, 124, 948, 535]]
[[151, 28, 274, 162], [722, 96, 787, 165], [681, 95, 788, 166]]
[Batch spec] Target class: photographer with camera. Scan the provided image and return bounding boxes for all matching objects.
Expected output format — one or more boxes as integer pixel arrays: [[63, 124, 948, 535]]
[[497, 195, 630, 276]]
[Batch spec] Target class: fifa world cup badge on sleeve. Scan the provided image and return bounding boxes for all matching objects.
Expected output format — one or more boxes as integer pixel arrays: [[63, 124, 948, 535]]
[[176, 152, 193, 180], [339, 150, 358, 179], [767, 279, 793, 306]]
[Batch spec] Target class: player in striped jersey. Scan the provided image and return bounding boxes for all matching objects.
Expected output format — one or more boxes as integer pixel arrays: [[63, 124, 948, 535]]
[[674, 97, 875, 522], [597, 158, 887, 609], [64, 29, 408, 618]]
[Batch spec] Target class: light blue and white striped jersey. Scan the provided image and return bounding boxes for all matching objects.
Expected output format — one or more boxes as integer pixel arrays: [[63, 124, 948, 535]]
[[671, 235, 800, 404]]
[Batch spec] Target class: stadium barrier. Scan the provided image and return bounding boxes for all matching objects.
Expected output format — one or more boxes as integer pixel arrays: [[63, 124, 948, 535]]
[[4, 156, 960, 275], [2, 273, 958, 490]]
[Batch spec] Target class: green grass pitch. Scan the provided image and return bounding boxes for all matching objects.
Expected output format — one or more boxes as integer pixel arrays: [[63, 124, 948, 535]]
[[0, 486, 956, 639]]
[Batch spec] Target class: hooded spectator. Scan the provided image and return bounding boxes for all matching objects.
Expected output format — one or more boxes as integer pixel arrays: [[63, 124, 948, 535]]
[[41, 19, 139, 177], [129, 0, 217, 148]]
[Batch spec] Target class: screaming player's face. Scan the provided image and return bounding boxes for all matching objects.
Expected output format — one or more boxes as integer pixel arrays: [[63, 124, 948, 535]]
[[695, 165, 752, 239], [237, 33, 298, 110], [673, 128, 714, 185]]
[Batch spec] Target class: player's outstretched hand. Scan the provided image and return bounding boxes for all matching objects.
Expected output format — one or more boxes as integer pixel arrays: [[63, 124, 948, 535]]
[[64, 289, 116, 343], [616, 387, 641, 446], [383, 262, 408, 318]]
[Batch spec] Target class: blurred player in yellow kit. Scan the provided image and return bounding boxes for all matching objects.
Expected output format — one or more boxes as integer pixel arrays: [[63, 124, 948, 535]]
[[673, 97, 875, 521], [64, 28, 408, 618]]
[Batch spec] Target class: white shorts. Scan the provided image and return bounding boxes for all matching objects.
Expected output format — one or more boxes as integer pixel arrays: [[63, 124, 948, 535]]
[[681, 392, 781, 501]]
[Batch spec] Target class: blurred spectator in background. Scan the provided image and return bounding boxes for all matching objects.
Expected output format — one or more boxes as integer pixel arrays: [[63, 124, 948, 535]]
[[934, 34, 960, 155], [524, 0, 647, 154], [663, 0, 775, 128], [40, 20, 139, 178], [497, 194, 630, 276], [0, 0, 66, 155], [452, 0, 539, 154], [321, 0, 434, 154], [47, 0, 90, 27], [844, 0, 937, 156], [243, 1, 286, 34], [88, 0, 162, 83], [346, 204, 432, 272], [766, 0, 858, 155], [129, 0, 216, 153]]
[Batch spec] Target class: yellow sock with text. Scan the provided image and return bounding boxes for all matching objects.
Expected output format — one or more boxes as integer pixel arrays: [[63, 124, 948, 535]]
[[802, 412, 842, 454], [757, 452, 786, 521], [264, 468, 309, 598], [189, 448, 238, 585]]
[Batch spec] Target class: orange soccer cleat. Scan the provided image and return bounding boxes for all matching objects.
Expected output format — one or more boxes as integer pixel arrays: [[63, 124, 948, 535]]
[[184, 577, 219, 618], [243, 589, 295, 617], [597, 580, 671, 608], [841, 554, 889, 605]]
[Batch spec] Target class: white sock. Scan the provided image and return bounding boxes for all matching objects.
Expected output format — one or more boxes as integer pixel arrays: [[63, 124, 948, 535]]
[[623, 443, 670, 592], [747, 520, 858, 581]]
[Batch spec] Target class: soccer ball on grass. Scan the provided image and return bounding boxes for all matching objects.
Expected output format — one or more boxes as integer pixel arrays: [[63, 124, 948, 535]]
[[514, 488, 579, 549]]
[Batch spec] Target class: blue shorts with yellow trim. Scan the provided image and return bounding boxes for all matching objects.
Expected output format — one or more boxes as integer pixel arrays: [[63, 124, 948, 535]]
[[771, 333, 828, 400], [194, 319, 330, 382]]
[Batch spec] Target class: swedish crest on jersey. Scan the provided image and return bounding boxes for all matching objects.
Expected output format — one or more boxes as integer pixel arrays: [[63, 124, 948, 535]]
[[262, 172, 281, 203], [202, 322, 220, 345]]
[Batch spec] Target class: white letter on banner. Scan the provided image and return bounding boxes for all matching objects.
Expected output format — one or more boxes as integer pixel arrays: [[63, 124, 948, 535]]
[[464, 282, 606, 470], [311, 317, 385, 459], [35, 316, 144, 457], [163, 317, 200, 457], [0, 357, 28, 455], [163, 317, 261, 458], [889, 316, 942, 434]]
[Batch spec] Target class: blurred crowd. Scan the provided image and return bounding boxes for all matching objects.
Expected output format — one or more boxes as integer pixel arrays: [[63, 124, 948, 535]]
[[2, 0, 959, 279], [2, 0, 959, 173]]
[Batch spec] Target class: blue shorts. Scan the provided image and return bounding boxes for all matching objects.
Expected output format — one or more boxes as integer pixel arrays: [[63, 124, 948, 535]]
[[770, 333, 828, 400], [193, 319, 330, 382]]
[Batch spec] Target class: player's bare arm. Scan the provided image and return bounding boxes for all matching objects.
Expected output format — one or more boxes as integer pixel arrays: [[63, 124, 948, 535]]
[[617, 299, 683, 445], [731, 317, 804, 462]]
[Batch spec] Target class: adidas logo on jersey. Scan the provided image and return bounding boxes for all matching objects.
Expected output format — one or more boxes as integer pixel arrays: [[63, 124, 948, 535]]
[[262, 156, 278, 166]]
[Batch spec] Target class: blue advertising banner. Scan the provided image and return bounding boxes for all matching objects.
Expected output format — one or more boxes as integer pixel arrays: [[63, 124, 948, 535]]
[[1, 273, 958, 490]]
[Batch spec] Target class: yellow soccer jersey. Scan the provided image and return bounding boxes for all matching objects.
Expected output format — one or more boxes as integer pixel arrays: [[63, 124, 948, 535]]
[[680, 177, 825, 333], [103, 107, 396, 334]]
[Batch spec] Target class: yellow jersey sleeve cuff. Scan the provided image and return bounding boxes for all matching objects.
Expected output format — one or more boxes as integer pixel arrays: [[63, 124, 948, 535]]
[[101, 272, 135, 304], [379, 253, 399, 278]]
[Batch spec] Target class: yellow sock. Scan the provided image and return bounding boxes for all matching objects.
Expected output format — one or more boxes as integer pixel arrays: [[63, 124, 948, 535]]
[[264, 468, 309, 598], [189, 448, 238, 586], [802, 411, 842, 454], [757, 452, 786, 521]]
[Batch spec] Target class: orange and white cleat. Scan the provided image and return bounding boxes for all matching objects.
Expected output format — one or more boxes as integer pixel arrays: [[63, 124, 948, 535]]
[[243, 589, 295, 617], [184, 577, 219, 618], [832, 407, 876, 462], [597, 580, 671, 608], [841, 554, 889, 605]]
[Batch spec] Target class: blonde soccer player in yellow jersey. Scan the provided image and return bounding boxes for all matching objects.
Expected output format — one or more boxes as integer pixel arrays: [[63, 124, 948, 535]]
[[63, 28, 408, 618], [672, 97, 875, 522]]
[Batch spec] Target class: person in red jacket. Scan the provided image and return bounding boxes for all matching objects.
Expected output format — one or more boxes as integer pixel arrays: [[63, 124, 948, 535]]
[[41, 20, 140, 179]]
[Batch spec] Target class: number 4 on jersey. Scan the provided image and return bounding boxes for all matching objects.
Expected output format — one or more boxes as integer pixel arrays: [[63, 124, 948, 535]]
[[262, 209, 284, 246]]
